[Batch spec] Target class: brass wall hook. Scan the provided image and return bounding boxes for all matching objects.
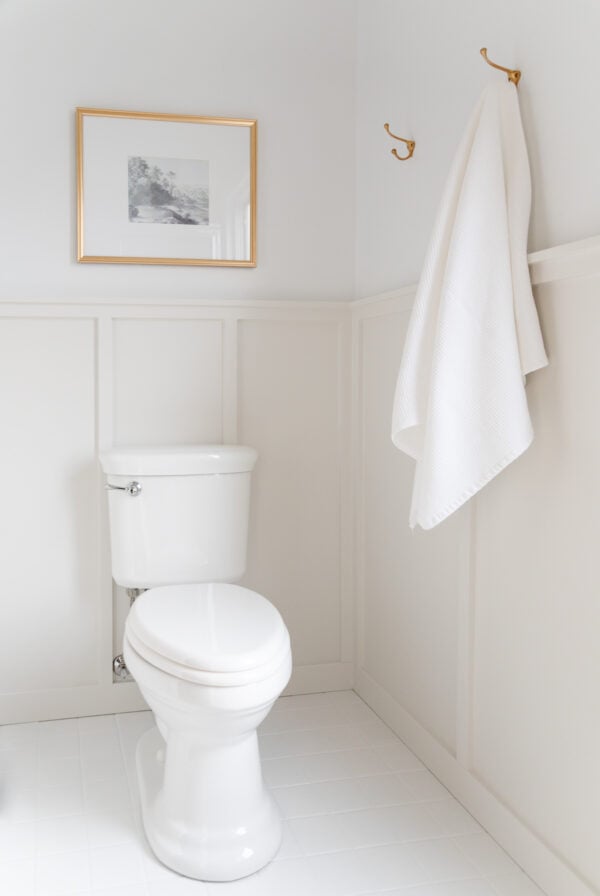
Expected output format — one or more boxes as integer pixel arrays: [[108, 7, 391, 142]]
[[384, 123, 415, 160], [480, 47, 521, 86]]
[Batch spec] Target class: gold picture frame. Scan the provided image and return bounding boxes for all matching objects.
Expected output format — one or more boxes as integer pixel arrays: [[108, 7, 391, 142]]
[[76, 108, 257, 267]]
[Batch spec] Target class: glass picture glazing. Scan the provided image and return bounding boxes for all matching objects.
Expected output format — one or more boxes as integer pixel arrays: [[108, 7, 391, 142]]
[[76, 108, 256, 267], [128, 156, 209, 226]]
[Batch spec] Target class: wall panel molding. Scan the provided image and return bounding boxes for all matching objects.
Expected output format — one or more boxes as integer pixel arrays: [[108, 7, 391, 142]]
[[352, 233, 600, 309], [356, 669, 593, 896], [352, 236, 600, 896], [0, 299, 352, 725]]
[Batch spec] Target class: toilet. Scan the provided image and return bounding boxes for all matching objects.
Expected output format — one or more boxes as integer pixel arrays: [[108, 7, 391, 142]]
[[99, 445, 292, 882]]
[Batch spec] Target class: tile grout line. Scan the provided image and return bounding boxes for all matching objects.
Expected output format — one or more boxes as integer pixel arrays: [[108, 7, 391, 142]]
[[31, 720, 42, 891], [1, 695, 542, 896], [114, 712, 152, 895], [75, 717, 94, 895]]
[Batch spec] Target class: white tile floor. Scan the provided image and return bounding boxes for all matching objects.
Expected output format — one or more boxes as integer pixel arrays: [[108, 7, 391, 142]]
[[0, 691, 546, 896]]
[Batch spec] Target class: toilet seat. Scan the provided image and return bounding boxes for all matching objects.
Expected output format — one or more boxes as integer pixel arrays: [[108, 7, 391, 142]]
[[126, 583, 290, 687]]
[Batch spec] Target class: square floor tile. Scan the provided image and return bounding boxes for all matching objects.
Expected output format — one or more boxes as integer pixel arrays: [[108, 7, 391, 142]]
[[83, 776, 132, 813], [0, 747, 38, 788], [0, 784, 38, 823], [453, 834, 522, 877], [89, 842, 146, 890], [428, 800, 484, 836], [36, 782, 84, 819], [35, 814, 88, 855], [207, 856, 321, 896], [360, 881, 498, 895], [81, 748, 125, 783], [93, 886, 149, 896], [305, 842, 430, 895], [0, 693, 548, 896], [0, 721, 38, 750], [79, 727, 122, 757], [400, 769, 453, 801], [0, 820, 35, 862], [35, 849, 91, 895], [488, 872, 547, 895], [271, 777, 366, 818], [356, 772, 419, 807], [358, 719, 401, 746], [272, 821, 304, 860], [85, 805, 139, 848], [115, 712, 155, 742], [148, 881, 209, 895], [37, 720, 80, 760], [375, 740, 425, 772], [259, 728, 338, 759], [0, 859, 36, 896], [38, 755, 82, 790], [340, 702, 381, 726], [288, 812, 349, 854], [407, 837, 481, 881], [77, 714, 118, 736]]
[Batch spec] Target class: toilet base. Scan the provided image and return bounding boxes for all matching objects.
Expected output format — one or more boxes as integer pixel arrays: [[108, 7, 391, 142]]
[[136, 725, 282, 881]]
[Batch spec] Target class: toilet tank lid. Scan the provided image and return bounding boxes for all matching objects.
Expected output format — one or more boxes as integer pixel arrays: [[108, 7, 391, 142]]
[[99, 445, 258, 476]]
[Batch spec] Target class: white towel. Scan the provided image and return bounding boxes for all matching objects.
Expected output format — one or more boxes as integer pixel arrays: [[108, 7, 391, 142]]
[[391, 80, 548, 530]]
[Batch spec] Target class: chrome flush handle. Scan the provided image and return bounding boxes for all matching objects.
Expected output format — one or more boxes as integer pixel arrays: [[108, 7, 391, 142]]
[[105, 480, 143, 497]]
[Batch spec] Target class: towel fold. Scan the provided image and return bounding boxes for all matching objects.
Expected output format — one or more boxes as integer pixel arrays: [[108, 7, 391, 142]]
[[391, 80, 548, 530]]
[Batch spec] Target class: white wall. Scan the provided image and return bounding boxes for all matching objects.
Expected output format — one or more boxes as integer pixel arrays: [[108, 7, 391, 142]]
[[2, 4, 600, 892], [355, 6, 600, 892], [0, 298, 353, 723], [353, 243, 600, 896], [0, 0, 356, 302], [356, 0, 600, 296], [355, 297, 464, 756], [0, 0, 356, 722]]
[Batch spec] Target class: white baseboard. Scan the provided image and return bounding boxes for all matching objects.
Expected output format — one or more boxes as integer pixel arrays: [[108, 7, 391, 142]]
[[0, 663, 355, 726], [0, 681, 147, 725], [284, 661, 354, 696], [355, 669, 595, 896]]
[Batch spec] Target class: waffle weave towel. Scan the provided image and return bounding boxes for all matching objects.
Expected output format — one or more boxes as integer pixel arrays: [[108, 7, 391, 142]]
[[391, 80, 548, 529]]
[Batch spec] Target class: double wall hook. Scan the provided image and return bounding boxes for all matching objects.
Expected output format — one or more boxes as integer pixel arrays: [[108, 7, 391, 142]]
[[480, 47, 521, 86], [384, 123, 415, 161]]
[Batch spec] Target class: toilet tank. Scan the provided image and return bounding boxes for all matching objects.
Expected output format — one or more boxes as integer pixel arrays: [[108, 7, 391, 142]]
[[99, 445, 258, 589]]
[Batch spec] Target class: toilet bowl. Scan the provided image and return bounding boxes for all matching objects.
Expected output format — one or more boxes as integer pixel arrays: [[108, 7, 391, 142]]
[[99, 445, 292, 882], [124, 583, 292, 882]]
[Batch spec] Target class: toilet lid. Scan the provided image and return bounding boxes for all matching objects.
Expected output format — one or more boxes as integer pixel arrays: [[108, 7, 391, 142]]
[[126, 583, 289, 676]]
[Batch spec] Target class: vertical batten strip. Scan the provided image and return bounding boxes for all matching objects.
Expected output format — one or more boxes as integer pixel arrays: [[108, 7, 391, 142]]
[[222, 315, 239, 444], [353, 316, 367, 672], [95, 313, 115, 687], [455, 500, 476, 767], [338, 317, 354, 666], [0, 298, 351, 721]]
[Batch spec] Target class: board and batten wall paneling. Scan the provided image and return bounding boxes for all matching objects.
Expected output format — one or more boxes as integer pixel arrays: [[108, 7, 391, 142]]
[[111, 315, 227, 665], [113, 318, 224, 446], [356, 303, 462, 755], [0, 300, 352, 724], [353, 240, 600, 896], [471, 273, 600, 893], [238, 317, 353, 691], [0, 317, 100, 696]]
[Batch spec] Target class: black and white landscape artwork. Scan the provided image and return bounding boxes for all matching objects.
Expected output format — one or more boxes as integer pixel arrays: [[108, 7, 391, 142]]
[[128, 156, 209, 225]]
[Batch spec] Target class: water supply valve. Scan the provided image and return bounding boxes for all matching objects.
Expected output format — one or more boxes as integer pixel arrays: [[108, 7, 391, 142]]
[[113, 654, 131, 681]]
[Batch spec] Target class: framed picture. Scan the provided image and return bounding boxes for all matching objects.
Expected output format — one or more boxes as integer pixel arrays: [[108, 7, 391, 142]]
[[76, 108, 256, 267]]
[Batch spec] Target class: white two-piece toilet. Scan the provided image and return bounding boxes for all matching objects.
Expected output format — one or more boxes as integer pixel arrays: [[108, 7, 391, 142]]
[[99, 445, 292, 882]]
